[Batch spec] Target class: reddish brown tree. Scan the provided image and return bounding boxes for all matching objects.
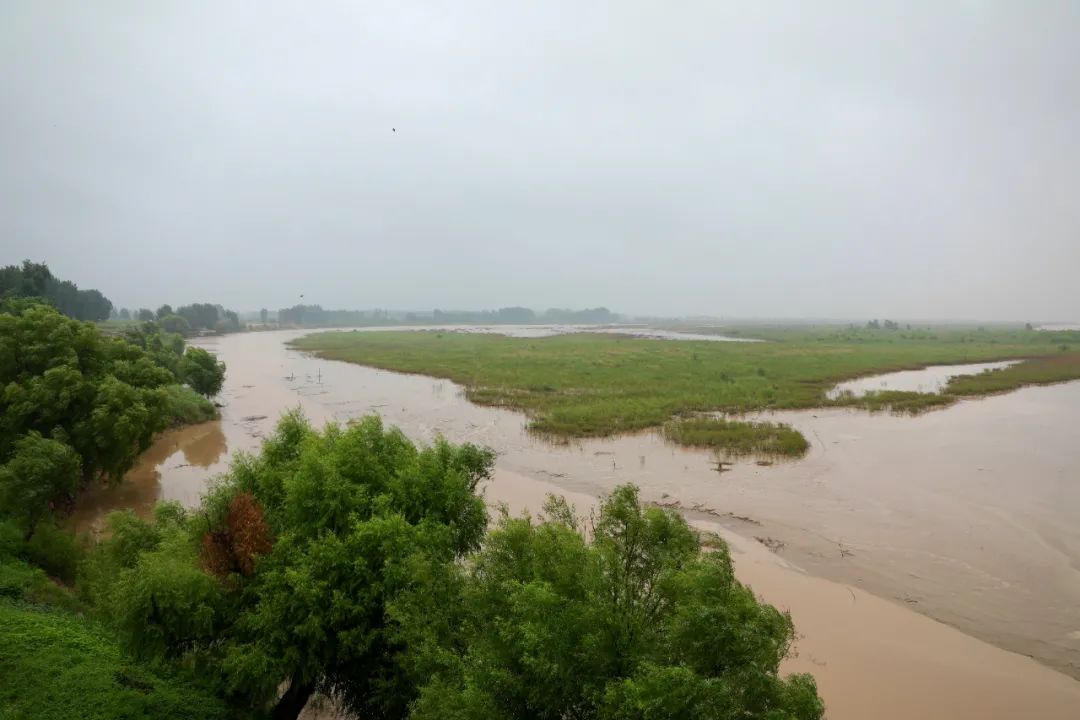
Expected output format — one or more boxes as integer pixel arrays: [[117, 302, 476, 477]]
[[201, 492, 272, 578]]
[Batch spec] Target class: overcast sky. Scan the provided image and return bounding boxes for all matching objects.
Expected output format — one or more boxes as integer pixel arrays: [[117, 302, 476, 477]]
[[1, 2, 1077, 321]]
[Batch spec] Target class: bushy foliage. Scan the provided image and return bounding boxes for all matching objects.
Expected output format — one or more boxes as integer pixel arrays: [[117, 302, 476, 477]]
[[91, 412, 496, 719], [180, 346, 226, 397], [160, 313, 191, 336], [160, 384, 218, 427], [0, 303, 170, 482], [86, 413, 821, 719], [0, 302, 218, 551], [406, 486, 823, 720], [0, 432, 81, 538]]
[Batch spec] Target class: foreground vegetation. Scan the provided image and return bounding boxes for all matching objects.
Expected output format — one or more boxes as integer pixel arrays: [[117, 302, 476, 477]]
[[292, 326, 1080, 452], [0, 601, 229, 720], [61, 414, 820, 720]]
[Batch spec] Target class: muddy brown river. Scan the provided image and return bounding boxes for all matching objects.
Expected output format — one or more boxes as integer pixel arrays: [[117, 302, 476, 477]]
[[73, 330, 1080, 719]]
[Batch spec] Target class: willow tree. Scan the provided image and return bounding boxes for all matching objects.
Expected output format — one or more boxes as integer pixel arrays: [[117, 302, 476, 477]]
[[405, 486, 824, 720], [96, 412, 494, 720]]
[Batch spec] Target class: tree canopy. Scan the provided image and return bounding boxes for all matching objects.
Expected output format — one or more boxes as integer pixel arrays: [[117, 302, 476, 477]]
[[88, 412, 495, 719], [179, 347, 226, 397], [0, 301, 221, 540], [406, 486, 823, 720]]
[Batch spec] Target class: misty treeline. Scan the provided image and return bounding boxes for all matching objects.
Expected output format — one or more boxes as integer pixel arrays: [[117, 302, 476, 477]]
[[276, 304, 618, 327], [1, 259, 244, 335], [119, 302, 242, 334], [0, 260, 113, 321], [69, 412, 822, 720]]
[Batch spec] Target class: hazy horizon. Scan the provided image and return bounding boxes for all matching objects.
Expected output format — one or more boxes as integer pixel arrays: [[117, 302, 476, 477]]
[[2, 2, 1078, 321]]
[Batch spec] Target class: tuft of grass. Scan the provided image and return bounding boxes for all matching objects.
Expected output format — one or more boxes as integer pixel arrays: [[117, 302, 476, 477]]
[[844, 390, 957, 414], [161, 384, 218, 427], [0, 600, 231, 720], [662, 417, 809, 458]]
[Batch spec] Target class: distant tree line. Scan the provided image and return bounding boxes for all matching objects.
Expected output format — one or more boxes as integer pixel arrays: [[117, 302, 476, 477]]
[[0, 260, 113, 321], [116, 302, 243, 335], [276, 304, 618, 328]]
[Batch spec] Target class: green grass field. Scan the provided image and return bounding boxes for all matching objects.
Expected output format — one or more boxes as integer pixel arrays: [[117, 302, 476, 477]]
[[292, 326, 1080, 453], [0, 601, 229, 720]]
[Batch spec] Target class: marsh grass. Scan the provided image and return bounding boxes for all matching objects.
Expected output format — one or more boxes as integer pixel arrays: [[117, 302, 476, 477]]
[[841, 389, 957, 414], [662, 417, 809, 457], [292, 328, 1080, 452]]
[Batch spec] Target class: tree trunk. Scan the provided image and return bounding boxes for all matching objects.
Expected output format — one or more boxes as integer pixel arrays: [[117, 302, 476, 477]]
[[271, 675, 316, 720]]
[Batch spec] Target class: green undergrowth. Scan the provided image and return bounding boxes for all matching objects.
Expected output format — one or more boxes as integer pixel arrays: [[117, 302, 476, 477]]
[[161, 384, 218, 427], [662, 417, 809, 457], [0, 600, 230, 720], [292, 327, 1080, 452]]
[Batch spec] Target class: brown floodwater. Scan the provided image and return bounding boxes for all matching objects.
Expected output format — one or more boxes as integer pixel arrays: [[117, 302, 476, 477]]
[[74, 329, 1080, 719]]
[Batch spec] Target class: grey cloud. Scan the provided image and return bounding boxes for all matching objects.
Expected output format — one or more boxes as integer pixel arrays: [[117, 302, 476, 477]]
[[1, 1, 1077, 320]]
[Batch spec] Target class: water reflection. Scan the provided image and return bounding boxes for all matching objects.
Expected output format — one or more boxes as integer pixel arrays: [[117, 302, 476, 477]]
[[70, 421, 228, 534]]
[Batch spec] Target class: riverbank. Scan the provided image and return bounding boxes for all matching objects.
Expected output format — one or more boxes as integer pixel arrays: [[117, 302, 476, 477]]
[[71, 330, 1080, 717]]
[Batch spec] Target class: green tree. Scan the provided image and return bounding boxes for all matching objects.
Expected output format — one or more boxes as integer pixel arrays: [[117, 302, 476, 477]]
[[0, 432, 81, 539], [0, 301, 178, 491], [156, 304, 174, 320], [179, 347, 225, 398], [98, 413, 495, 720], [160, 314, 191, 336], [137, 308, 155, 322], [407, 486, 824, 720], [176, 303, 220, 331]]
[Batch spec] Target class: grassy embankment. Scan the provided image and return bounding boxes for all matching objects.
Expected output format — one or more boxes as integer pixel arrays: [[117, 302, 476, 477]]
[[0, 521, 229, 720], [292, 326, 1080, 457], [0, 601, 229, 720]]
